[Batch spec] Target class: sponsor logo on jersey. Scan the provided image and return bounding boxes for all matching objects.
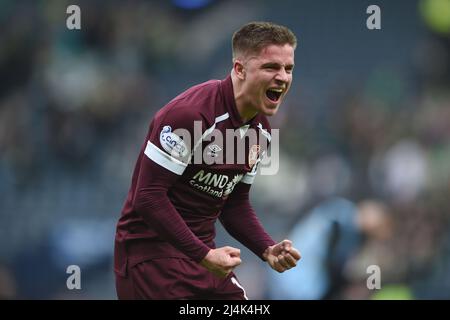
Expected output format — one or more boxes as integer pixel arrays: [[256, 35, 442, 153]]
[[189, 170, 243, 198], [206, 144, 222, 158], [160, 125, 189, 158], [223, 174, 243, 196]]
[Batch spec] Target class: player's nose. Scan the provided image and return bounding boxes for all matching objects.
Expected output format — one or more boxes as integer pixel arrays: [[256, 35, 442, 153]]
[[275, 69, 289, 84]]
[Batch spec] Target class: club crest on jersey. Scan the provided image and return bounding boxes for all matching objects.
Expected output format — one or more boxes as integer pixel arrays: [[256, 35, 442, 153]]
[[249, 145, 260, 168], [160, 125, 189, 158]]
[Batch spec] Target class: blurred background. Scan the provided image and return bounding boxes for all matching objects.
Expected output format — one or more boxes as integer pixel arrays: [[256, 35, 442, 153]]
[[1, 0, 449, 299]]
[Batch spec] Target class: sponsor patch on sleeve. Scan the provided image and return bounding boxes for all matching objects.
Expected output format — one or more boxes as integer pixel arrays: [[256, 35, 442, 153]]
[[159, 125, 189, 159]]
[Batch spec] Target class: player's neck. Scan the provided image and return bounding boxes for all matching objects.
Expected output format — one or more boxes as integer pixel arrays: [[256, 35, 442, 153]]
[[231, 72, 257, 123]]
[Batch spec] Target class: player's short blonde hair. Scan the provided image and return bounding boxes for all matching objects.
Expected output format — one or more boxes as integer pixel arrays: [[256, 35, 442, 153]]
[[232, 21, 297, 60]]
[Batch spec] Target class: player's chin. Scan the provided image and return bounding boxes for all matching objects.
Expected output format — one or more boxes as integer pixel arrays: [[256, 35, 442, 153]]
[[262, 101, 281, 116], [262, 107, 279, 116]]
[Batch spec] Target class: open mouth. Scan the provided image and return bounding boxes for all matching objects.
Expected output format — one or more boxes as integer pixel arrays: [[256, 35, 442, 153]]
[[266, 88, 283, 103]]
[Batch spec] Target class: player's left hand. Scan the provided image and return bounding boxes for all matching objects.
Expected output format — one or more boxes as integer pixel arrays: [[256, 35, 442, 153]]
[[262, 239, 301, 273]]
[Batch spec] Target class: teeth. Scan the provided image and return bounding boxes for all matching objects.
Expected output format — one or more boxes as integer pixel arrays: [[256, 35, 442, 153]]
[[269, 88, 283, 93]]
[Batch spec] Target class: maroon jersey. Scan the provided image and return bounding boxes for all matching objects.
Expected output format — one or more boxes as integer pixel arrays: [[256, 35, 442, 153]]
[[114, 75, 275, 277]]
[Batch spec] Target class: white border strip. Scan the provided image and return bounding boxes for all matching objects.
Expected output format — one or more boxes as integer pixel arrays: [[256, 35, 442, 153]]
[[257, 123, 271, 142], [215, 112, 229, 123], [144, 141, 187, 175], [192, 112, 230, 157], [231, 276, 249, 300], [241, 150, 266, 184], [241, 172, 256, 185]]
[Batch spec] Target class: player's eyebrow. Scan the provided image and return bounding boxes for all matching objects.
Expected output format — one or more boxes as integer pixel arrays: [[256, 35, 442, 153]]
[[261, 62, 280, 68]]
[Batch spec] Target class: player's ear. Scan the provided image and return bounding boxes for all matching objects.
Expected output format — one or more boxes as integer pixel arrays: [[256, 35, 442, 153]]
[[233, 59, 246, 80]]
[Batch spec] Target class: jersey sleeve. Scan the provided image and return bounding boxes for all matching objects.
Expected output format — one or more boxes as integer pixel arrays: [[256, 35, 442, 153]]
[[133, 154, 211, 262], [144, 103, 206, 175], [132, 103, 211, 262], [219, 183, 275, 260], [221, 120, 275, 258]]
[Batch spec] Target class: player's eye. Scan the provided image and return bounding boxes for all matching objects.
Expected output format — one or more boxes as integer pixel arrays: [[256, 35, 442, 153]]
[[263, 64, 279, 70]]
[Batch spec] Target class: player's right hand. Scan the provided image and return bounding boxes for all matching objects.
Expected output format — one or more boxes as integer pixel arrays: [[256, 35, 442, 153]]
[[262, 239, 301, 273], [200, 246, 242, 278]]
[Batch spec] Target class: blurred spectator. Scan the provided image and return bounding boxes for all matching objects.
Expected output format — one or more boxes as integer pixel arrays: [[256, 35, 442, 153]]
[[268, 197, 392, 299], [0, 263, 17, 299]]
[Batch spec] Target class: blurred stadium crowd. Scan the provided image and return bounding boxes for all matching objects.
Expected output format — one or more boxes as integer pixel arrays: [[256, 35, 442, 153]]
[[1, 0, 450, 299]]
